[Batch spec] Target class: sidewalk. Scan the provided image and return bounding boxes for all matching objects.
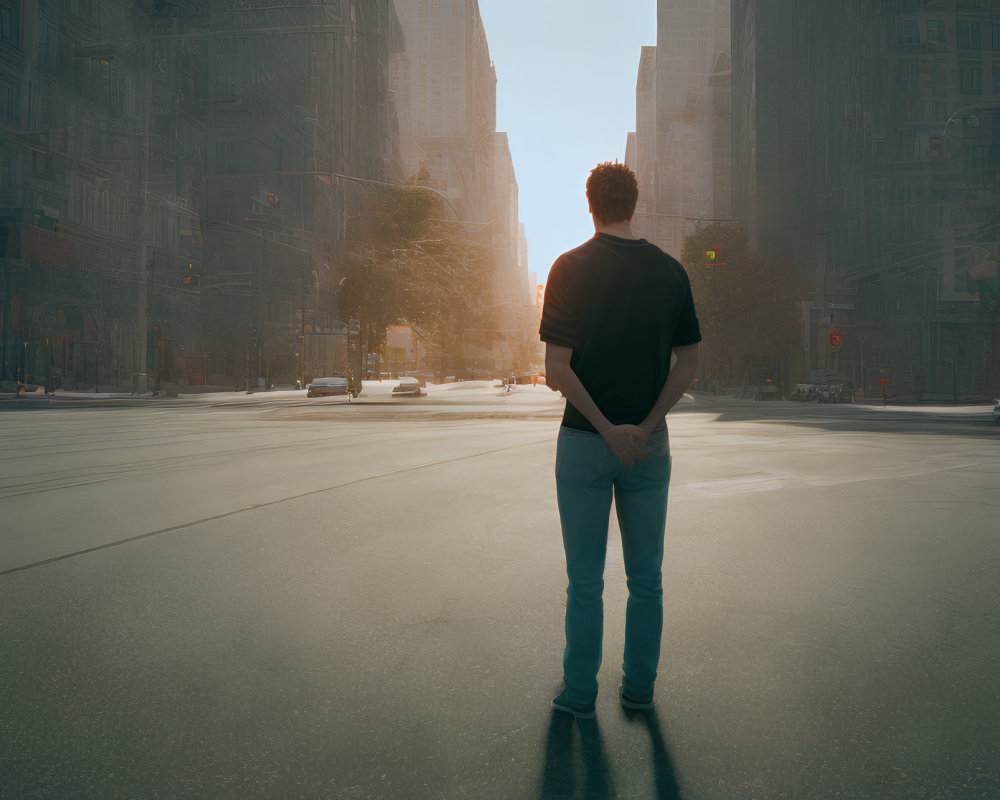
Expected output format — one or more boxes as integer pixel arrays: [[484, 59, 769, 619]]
[[687, 391, 995, 421], [3, 383, 993, 427], [0, 386, 230, 407], [0, 379, 559, 408]]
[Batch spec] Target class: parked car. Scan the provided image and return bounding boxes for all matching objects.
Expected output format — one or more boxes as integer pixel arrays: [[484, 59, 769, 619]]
[[753, 380, 781, 400], [399, 371, 426, 387], [993, 397, 999, 425], [789, 383, 816, 402], [790, 380, 854, 403], [392, 376, 423, 397], [818, 381, 854, 403], [307, 376, 348, 397]]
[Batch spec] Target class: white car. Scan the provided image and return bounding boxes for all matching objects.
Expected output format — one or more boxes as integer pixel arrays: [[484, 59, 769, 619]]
[[392, 376, 423, 397]]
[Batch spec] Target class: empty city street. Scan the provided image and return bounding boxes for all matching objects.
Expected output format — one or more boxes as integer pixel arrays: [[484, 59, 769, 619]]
[[1, 389, 998, 799]]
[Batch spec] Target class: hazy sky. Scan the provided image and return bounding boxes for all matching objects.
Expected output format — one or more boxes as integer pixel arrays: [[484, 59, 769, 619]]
[[477, 0, 658, 286]]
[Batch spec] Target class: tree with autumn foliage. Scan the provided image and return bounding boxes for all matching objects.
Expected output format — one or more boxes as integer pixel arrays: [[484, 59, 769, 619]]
[[681, 224, 802, 393], [332, 186, 498, 376]]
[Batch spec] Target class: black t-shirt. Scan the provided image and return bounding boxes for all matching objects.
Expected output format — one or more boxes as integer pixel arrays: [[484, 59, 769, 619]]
[[539, 232, 701, 432]]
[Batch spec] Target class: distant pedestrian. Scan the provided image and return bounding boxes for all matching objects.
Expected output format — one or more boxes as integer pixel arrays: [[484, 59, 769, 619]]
[[540, 161, 701, 719]]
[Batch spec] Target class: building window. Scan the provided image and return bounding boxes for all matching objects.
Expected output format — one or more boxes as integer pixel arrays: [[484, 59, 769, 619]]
[[897, 131, 918, 160], [994, 62, 1000, 92], [0, 81, 16, 121], [96, 188, 110, 231], [993, 22, 1000, 51], [930, 62, 948, 96], [109, 71, 125, 111], [268, 301, 290, 324], [898, 58, 919, 93], [0, 3, 18, 46], [905, 100, 925, 122], [217, 192, 233, 223], [38, 17, 59, 72], [927, 20, 946, 44], [960, 63, 983, 93], [32, 150, 54, 180], [965, 145, 985, 169], [216, 139, 237, 173], [898, 19, 920, 45], [0, 152, 9, 192], [957, 21, 982, 50], [69, 0, 92, 23], [125, 76, 135, 116]]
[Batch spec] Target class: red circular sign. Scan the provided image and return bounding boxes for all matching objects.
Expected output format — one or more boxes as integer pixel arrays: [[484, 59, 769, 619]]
[[829, 328, 843, 348]]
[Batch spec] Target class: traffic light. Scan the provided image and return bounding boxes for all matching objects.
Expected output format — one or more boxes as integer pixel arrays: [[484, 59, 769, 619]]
[[182, 262, 199, 286]]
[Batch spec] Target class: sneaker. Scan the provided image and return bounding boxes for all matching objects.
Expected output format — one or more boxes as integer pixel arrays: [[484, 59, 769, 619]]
[[551, 691, 596, 719], [619, 687, 654, 711]]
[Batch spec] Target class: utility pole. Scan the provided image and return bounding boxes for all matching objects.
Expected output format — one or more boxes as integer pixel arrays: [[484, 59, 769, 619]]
[[299, 270, 306, 388]]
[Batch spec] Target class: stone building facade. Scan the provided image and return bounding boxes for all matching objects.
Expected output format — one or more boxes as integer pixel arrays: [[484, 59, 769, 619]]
[[391, 0, 496, 220], [0, 0, 403, 390], [628, 0, 733, 258], [731, 0, 1000, 398], [200, 0, 403, 386], [0, 0, 206, 391]]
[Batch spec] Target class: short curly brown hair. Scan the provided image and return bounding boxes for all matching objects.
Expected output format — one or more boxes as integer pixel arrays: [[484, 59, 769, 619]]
[[586, 161, 638, 225]]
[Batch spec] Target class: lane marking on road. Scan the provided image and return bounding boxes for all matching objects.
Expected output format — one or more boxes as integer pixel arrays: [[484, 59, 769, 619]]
[[0, 437, 553, 578]]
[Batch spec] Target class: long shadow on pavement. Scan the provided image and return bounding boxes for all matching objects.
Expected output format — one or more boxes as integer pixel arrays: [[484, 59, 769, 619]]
[[631, 707, 684, 800], [539, 708, 682, 800], [676, 397, 997, 440]]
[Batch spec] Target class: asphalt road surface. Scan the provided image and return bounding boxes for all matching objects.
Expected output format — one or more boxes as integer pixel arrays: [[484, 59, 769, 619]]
[[1, 387, 998, 799]]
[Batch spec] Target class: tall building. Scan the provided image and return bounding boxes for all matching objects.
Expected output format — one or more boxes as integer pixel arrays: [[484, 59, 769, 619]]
[[731, 0, 1000, 398], [391, 0, 497, 221], [0, 0, 404, 390], [392, 0, 534, 374], [517, 222, 530, 304], [202, 0, 403, 385], [489, 133, 519, 299], [628, 47, 658, 242], [0, 0, 210, 392], [628, 1, 732, 256]]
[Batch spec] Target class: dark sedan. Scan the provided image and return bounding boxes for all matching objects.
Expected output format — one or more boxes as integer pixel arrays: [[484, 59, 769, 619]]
[[307, 377, 349, 397]]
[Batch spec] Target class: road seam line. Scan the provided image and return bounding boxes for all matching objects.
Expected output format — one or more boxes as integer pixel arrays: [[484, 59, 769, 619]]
[[0, 438, 552, 578]]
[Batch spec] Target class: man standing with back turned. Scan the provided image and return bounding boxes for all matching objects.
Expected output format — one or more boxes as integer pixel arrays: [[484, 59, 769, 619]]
[[540, 161, 701, 718]]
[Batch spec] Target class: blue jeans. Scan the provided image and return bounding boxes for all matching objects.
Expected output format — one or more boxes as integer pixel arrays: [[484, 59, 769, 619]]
[[555, 424, 672, 705]]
